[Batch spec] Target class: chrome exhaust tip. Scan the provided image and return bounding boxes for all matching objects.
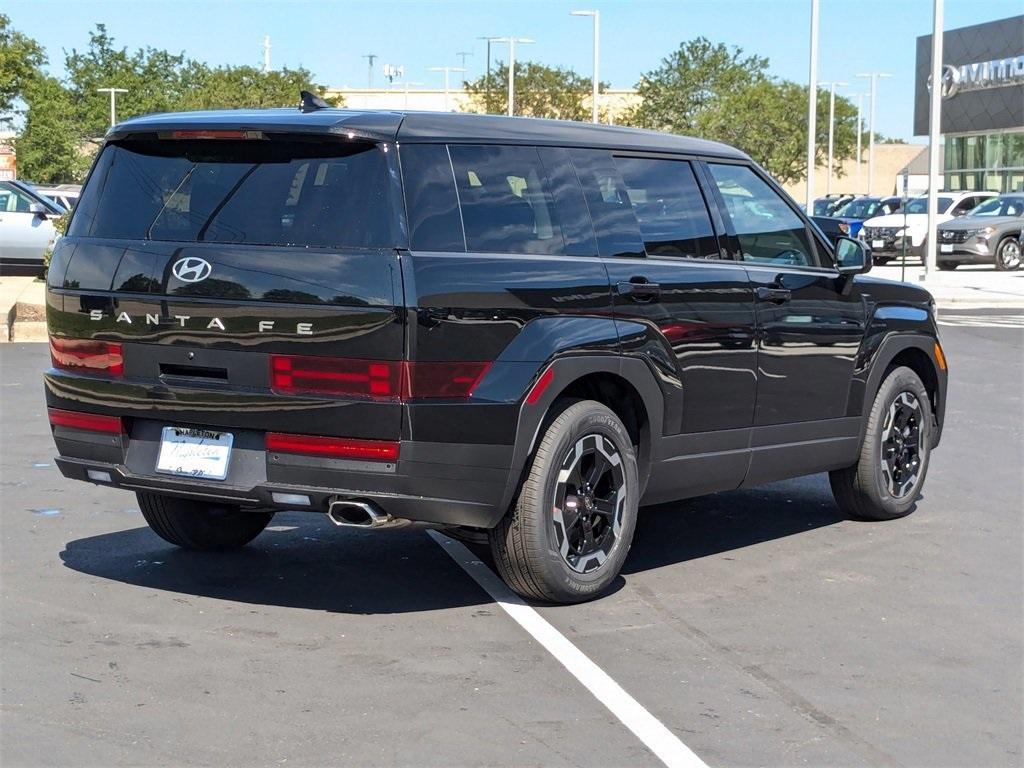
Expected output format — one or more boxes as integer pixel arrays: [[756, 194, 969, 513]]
[[326, 500, 405, 529]]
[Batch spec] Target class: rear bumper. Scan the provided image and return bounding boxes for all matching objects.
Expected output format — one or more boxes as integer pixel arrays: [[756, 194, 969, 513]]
[[51, 425, 513, 529]]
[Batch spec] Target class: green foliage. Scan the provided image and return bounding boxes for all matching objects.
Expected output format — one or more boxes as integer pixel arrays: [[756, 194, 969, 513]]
[[628, 37, 859, 185], [14, 74, 91, 183], [0, 13, 45, 118], [179, 64, 340, 110], [42, 210, 70, 277], [464, 61, 605, 121]]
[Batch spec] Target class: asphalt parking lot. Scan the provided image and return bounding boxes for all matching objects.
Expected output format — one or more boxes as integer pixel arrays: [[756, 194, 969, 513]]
[[2, 309, 1022, 768]]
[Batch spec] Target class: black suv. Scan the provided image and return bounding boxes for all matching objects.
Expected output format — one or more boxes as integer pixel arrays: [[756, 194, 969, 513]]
[[44, 106, 947, 603]]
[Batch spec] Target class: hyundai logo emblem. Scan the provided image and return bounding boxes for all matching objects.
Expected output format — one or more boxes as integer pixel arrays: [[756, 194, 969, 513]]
[[171, 257, 212, 283]]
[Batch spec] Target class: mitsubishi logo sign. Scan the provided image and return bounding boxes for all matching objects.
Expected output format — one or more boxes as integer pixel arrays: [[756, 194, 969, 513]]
[[171, 257, 213, 283]]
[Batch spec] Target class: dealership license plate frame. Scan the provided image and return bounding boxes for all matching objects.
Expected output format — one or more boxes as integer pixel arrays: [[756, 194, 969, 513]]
[[872, 239, 885, 249], [940, 244, 954, 253], [156, 427, 233, 481]]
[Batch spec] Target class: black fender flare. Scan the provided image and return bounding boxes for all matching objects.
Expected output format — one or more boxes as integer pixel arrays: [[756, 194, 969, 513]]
[[496, 354, 666, 515]]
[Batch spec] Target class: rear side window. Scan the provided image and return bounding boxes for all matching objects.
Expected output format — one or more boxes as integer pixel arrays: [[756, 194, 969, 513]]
[[613, 157, 718, 259], [707, 163, 818, 268], [70, 138, 394, 248], [448, 144, 564, 255], [401, 144, 465, 252], [568, 149, 645, 258]]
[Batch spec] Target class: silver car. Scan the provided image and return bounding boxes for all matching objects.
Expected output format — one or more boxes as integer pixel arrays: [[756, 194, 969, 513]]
[[0, 181, 64, 275], [936, 194, 1024, 271]]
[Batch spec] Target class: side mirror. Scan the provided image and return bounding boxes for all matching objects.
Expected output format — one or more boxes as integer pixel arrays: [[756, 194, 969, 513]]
[[28, 202, 49, 218], [835, 236, 872, 275]]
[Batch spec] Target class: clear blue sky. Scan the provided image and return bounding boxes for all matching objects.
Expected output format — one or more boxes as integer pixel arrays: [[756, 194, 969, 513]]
[[10, 0, 1019, 140]]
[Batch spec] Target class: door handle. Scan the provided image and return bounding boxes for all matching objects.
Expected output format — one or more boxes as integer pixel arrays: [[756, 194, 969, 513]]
[[756, 286, 792, 303], [617, 279, 661, 302]]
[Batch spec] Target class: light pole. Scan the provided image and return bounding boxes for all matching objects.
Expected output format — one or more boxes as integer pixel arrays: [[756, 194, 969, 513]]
[[262, 36, 271, 73], [805, 0, 819, 212], [363, 53, 377, 88], [477, 36, 502, 111], [429, 66, 466, 111], [96, 87, 128, 127], [493, 37, 534, 117], [822, 81, 847, 195], [456, 51, 473, 70], [855, 71, 892, 194], [925, 0, 944, 276], [570, 10, 600, 123], [397, 81, 423, 110], [855, 92, 867, 192]]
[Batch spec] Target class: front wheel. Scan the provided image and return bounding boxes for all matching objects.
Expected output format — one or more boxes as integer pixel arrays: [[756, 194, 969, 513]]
[[995, 237, 1022, 271], [137, 492, 273, 550], [829, 366, 932, 521], [489, 400, 639, 603]]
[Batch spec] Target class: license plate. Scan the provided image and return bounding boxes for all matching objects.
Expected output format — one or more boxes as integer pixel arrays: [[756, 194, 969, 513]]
[[156, 427, 233, 481], [940, 244, 954, 253], [871, 239, 884, 249]]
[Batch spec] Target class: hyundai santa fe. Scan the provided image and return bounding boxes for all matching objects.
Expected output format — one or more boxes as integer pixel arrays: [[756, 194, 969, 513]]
[[44, 100, 948, 603]]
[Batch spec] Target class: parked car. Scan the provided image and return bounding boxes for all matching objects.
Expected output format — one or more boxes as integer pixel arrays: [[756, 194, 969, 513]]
[[33, 183, 82, 211], [936, 194, 1024, 271], [0, 180, 65, 276], [812, 194, 856, 217], [812, 195, 903, 245], [44, 105, 947, 603], [861, 191, 997, 264]]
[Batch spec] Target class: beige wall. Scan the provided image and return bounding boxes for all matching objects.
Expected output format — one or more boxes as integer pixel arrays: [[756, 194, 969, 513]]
[[782, 144, 929, 201]]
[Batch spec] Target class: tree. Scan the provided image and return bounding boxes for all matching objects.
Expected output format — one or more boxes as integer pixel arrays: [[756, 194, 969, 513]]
[[627, 37, 859, 185], [14, 74, 90, 182], [179, 64, 340, 110], [0, 13, 45, 119], [464, 61, 604, 121]]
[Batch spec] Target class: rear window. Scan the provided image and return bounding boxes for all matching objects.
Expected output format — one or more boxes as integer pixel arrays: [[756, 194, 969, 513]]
[[70, 138, 394, 248]]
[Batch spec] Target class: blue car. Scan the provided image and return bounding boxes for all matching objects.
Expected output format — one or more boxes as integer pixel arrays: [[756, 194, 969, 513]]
[[812, 196, 903, 245]]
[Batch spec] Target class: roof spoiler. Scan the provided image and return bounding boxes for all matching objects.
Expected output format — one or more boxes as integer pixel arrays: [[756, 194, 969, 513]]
[[299, 90, 331, 113]]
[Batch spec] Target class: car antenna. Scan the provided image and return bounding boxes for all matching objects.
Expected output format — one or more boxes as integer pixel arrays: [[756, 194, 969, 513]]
[[299, 90, 330, 113]]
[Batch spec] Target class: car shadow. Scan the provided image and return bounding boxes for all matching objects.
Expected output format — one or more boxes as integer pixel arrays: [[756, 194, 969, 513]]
[[61, 475, 852, 613]]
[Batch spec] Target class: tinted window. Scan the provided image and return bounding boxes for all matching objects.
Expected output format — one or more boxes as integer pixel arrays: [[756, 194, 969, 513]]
[[708, 164, 817, 267], [70, 139, 394, 248], [904, 197, 953, 214], [448, 145, 563, 255], [568, 148, 645, 258], [613, 157, 718, 259], [401, 144, 465, 252], [537, 147, 598, 257]]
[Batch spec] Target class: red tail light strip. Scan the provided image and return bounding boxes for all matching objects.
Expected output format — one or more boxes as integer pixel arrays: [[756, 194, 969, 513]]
[[525, 367, 555, 405], [269, 356, 490, 400], [47, 408, 124, 434], [50, 337, 124, 377], [266, 432, 399, 462]]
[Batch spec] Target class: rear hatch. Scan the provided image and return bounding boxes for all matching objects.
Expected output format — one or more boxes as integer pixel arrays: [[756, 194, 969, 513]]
[[46, 131, 406, 482]]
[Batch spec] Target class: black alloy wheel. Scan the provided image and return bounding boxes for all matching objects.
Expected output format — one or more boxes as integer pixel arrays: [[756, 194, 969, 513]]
[[879, 391, 924, 499]]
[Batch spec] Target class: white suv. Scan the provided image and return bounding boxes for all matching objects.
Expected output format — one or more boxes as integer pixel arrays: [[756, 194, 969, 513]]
[[861, 191, 996, 264]]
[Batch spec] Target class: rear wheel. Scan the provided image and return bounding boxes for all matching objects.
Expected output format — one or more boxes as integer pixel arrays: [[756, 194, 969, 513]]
[[489, 400, 639, 603], [137, 492, 272, 550], [995, 237, 1022, 271], [829, 366, 932, 521]]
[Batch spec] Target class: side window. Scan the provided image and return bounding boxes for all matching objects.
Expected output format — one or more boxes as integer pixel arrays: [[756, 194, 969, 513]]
[[448, 144, 563, 255], [613, 157, 718, 259], [707, 163, 818, 267], [568, 148, 645, 258], [537, 147, 598, 257], [400, 144, 465, 252], [0, 184, 35, 213]]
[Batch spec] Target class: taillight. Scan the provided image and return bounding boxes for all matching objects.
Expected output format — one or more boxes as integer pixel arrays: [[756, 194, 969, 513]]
[[270, 355, 402, 399], [47, 408, 124, 434], [50, 337, 124, 377], [266, 432, 399, 462], [164, 130, 265, 140], [269, 356, 490, 400]]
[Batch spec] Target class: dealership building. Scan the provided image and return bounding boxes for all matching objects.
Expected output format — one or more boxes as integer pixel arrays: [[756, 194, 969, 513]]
[[915, 14, 1024, 193]]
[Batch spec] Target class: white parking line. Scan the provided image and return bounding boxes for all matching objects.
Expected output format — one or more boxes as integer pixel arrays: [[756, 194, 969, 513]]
[[938, 313, 1024, 328], [427, 529, 709, 768]]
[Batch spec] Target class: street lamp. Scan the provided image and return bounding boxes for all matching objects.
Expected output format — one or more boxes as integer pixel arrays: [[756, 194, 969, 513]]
[[805, 0, 819, 213], [97, 87, 128, 128], [477, 36, 502, 111], [855, 71, 893, 193], [429, 66, 466, 111], [821, 81, 848, 195], [924, 0, 945, 276], [492, 37, 534, 117], [570, 10, 600, 124], [854, 92, 868, 192]]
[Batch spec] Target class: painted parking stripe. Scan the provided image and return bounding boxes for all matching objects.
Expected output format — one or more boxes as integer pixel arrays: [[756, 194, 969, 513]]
[[427, 530, 709, 768], [938, 313, 1024, 328]]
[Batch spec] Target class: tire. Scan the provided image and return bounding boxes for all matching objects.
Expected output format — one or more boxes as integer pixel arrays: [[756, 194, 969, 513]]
[[829, 366, 932, 521], [489, 400, 639, 603], [137, 492, 273, 550], [938, 262, 958, 271], [995, 236, 1022, 271]]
